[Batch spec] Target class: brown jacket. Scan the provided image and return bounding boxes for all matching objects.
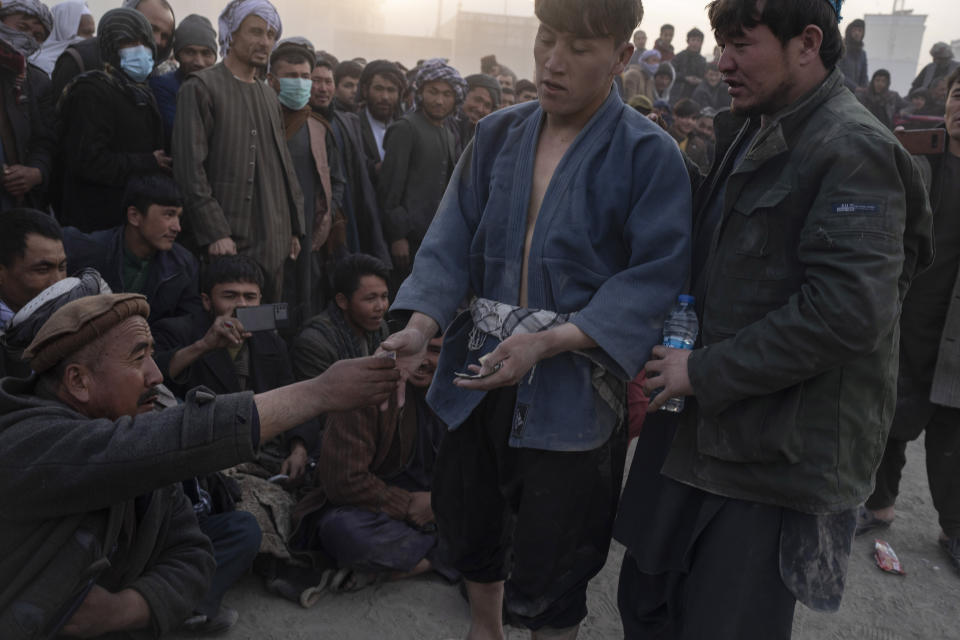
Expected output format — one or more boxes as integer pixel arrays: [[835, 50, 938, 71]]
[[294, 388, 421, 525]]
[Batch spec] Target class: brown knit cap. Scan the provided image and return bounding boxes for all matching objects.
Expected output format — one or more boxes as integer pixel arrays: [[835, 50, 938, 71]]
[[23, 293, 150, 373]]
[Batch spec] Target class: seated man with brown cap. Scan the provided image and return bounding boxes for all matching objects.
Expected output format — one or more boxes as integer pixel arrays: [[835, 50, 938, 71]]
[[0, 292, 399, 638]]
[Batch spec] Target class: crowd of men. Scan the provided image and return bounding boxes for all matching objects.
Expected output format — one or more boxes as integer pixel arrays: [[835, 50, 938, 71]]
[[0, 0, 957, 638]]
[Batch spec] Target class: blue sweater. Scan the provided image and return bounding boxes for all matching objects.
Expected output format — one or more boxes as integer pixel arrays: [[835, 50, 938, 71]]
[[393, 88, 692, 451], [149, 69, 182, 150]]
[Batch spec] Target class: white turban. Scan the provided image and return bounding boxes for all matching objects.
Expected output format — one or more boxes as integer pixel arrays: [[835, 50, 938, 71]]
[[218, 0, 281, 57]]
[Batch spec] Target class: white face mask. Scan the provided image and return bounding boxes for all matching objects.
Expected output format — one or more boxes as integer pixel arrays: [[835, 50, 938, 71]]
[[119, 44, 154, 83], [276, 77, 312, 110]]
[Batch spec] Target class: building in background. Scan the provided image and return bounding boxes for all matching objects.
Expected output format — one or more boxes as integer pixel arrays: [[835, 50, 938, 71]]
[[864, 5, 927, 96], [438, 10, 538, 81], [333, 31, 452, 68]]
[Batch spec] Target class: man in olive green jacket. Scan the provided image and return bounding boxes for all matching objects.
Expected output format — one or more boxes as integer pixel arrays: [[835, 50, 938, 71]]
[[617, 1, 933, 638]]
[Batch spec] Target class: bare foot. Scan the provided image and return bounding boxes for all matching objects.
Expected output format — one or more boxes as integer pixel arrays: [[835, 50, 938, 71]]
[[872, 506, 896, 522]]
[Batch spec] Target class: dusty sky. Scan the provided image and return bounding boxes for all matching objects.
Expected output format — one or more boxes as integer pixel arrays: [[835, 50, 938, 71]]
[[392, 0, 958, 72], [85, 0, 957, 76]]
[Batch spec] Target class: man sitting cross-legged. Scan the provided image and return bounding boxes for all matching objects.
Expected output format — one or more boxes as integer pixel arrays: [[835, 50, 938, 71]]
[[0, 289, 399, 638], [292, 335, 458, 591], [151, 255, 331, 608]]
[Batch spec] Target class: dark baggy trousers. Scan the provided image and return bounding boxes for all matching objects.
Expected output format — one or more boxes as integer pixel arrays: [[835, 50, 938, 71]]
[[865, 405, 960, 538], [196, 511, 262, 617]]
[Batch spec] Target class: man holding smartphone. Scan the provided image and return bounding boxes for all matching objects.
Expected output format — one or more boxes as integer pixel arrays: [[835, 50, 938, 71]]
[[152, 255, 320, 481], [859, 67, 960, 573]]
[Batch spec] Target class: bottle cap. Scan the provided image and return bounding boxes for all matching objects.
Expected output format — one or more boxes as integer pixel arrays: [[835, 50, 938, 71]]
[[679, 294, 695, 304]]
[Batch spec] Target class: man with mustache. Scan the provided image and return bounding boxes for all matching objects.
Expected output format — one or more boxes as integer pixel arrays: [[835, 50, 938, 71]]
[[0, 288, 399, 638], [379, 58, 464, 280], [62, 173, 203, 329], [173, 0, 305, 302], [356, 59, 406, 181]]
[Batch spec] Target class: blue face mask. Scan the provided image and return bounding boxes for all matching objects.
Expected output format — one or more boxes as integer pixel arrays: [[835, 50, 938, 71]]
[[277, 77, 312, 110], [119, 45, 154, 83]]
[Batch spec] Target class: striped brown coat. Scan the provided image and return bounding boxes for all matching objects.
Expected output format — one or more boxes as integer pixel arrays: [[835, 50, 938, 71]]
[[172, 62, 304, 283]]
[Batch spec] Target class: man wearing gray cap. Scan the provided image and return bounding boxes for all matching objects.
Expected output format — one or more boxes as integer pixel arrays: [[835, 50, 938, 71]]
[[912, 42, 960, 93], [0, 291, 400, 638], [150, 14, 218, 149]]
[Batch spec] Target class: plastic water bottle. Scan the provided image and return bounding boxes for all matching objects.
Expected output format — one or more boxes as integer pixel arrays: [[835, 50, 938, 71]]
[[660, 294, 698, 413]]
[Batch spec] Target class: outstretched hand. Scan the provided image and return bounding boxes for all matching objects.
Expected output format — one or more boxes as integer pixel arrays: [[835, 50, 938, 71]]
[[378, 326, 432, 409], [317, 356, 402, 413]]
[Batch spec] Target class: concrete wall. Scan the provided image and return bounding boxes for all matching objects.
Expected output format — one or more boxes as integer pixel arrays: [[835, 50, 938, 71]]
[[439, 11, 538, 80]]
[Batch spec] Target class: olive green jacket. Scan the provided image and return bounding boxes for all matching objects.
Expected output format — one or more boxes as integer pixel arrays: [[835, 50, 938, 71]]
[[664, 69, 934, 514]]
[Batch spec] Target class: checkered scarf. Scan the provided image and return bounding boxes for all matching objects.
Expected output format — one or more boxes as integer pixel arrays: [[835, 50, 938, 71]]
[[0, 0, 53, 38], [0, 0, 53, 57], [413, 57, 467, 107]]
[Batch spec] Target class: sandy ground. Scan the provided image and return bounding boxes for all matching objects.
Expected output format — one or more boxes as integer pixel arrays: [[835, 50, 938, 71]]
[[171, 436, 960, 640]]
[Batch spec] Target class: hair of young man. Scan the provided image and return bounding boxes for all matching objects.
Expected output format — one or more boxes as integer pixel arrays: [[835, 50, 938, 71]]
[[317, 50, 339, 67], [533, 0, 644, 46], [121, 173, 183, 220], [332, 254, 389, 299], [335, 60, 363, 86], [270, 50, 312, 72], [358, 60, 406, 96], [661, 23, 674, 33], [674, 98, 702, 118], [687, 27, 704, 40], [313, 55, 334, 73], [201, 255, 264, 296], [515, 78, 537, 94], [0, 208, 63, 268], [708, 0, 843, 70]]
